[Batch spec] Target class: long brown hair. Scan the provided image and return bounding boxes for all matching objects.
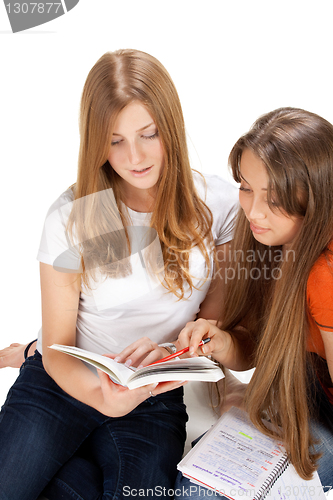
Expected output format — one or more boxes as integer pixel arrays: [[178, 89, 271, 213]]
[[68, 49, 213, 297], [221, 107, 333, 479]]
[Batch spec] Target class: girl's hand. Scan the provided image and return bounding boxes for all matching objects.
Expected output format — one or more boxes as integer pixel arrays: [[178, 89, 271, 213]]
[[219, 369, 247, 415], [97, 370, 186, 417], [0, 343, 28, 369], [112, 337, 170, 368], [177, 318, 233, 361]]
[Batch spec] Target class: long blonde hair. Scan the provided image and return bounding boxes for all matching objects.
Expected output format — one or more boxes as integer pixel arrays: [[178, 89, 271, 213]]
[[222, 107, 333, 479], [69, 49, 213, 297]]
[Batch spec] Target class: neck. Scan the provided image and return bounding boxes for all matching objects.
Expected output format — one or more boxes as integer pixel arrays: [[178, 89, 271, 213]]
[[122, 185, 157, 213]]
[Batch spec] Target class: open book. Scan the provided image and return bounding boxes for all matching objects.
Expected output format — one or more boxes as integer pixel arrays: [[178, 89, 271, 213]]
[[178, 407, 325, 500], [49, 344, 224, 389]]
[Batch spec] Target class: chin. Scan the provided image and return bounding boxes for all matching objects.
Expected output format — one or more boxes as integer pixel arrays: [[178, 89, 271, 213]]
[[252, 234, 277, 247]]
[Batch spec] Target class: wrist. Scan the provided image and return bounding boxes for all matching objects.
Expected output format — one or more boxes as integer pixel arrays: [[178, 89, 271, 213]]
[[210, 329, 234, 359], [158, 342, 177, 355]]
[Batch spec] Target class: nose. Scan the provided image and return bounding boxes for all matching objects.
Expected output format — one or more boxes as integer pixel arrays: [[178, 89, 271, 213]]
[[128, 142, 145, 166], [248, 197, 266, 220]]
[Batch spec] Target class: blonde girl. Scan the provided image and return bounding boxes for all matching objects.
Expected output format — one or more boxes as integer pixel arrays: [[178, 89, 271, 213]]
[[0, 49, 237, 500]]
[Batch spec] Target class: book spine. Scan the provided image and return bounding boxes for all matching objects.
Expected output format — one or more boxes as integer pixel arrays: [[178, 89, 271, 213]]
[[254, 455, 289, 500]]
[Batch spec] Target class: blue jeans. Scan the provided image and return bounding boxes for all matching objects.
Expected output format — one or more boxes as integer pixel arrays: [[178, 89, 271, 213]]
[[0, 351, 187, 500], [310, 380, 333, 490], [174, 381, 333, 499]]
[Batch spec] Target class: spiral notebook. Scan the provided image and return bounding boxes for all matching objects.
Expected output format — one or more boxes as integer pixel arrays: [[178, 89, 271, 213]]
[[178, 407, 325, 500]]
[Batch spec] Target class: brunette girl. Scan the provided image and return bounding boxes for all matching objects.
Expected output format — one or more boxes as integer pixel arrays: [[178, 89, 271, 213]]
[[0, 49, 237, 499], [175, 107, 333, 497]]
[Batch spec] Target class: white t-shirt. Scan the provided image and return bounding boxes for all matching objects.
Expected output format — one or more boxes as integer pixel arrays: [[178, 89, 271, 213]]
[[36, 173, 238, 356]]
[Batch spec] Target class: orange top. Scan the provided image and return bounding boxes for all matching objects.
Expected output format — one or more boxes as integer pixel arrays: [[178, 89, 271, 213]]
[[306, 242, 333, 403]]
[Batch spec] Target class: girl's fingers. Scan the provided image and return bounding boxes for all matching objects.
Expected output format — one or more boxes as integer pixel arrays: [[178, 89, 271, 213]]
[[178, 319, 225, 357], [136, 348, 166, 368], [97, 370, 186, 418], [145, 380, 187, 396], [177, 324, 195, 349], [114, 337, 159, 366], [185, 319, 212, 355]]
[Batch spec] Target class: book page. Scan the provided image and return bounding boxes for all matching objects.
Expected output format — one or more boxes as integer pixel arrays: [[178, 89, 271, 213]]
[[178, 407, 288, 499], [127, 357, 224, 389], [49, 344, 224, 389], [266, 465, 326, 500], [49, 344, 134, 385]]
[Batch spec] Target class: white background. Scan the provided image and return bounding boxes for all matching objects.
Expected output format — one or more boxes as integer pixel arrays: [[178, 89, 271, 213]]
[[0, 2, 332, 493]]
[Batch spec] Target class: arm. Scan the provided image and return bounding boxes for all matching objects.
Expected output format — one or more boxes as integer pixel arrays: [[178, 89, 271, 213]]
[[114, 243, 253, 371], [196, 243, 230, 321], [40, 263, 183, 417], [177, 319, 252, 371], [114, 243, 233, 367], [183, 242, 253, 371], [218, 368, 247, 415], [320, 329, 333, 383]]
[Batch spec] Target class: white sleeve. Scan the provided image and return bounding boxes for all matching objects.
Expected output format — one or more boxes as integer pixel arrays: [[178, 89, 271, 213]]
[[36, 188, 81, 271], [194, 172, 239, 246]]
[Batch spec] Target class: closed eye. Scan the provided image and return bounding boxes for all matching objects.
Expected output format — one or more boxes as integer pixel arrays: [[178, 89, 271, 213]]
[[111, 130, 159, 146], [239, 185, 252, 193], [142, 131, 159, 140]]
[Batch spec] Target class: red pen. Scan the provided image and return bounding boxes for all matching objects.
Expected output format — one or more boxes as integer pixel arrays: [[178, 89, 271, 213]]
[[148, 338, 211, 366]]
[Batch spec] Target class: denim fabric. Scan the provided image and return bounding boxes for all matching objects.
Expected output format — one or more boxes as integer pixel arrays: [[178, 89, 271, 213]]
[[174, 381, 333, 499], [0, 351, 187, 500], [310, 381, 333, 491], [174, 474, 226, 499], [43, 392, 187, 500]]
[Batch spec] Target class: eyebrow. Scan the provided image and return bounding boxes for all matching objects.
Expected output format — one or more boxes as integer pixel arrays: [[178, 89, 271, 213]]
[[240, 174, 267, 191], [112, 122, 155, 136]]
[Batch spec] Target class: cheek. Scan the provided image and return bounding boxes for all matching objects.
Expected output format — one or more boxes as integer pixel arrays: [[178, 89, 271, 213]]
[[238, 192, 249, 215], [107, 149, 122, 168], [288, 219, 303, 240], [151, 139, 164, 162], [273, 216, 303, 243]]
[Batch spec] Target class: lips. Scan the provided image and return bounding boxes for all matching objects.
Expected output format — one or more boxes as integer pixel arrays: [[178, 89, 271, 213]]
[[130, 166, 153, 177], [250, 222, 270, 234], [133, 167, 150, 173]]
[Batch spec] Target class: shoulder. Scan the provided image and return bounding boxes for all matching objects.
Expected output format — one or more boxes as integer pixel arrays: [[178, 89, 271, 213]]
[[192, 171, 239, 212], [307, 243, 333, 331], [37, 187, 76, 265], [42, 187, 75, 234], [192, 171, 239, 244], [308, 243, 333, 289], [44, 186, 75, 220]]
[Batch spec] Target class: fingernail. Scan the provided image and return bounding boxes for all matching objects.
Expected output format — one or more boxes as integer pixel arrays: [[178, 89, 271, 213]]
[[114, 356, 120, 363], [125, 359, 132, 367]]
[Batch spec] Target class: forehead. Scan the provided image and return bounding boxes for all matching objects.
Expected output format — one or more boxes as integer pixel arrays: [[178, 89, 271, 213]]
[[240, 149, 269, 187], [113, 102, 155, 133]]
